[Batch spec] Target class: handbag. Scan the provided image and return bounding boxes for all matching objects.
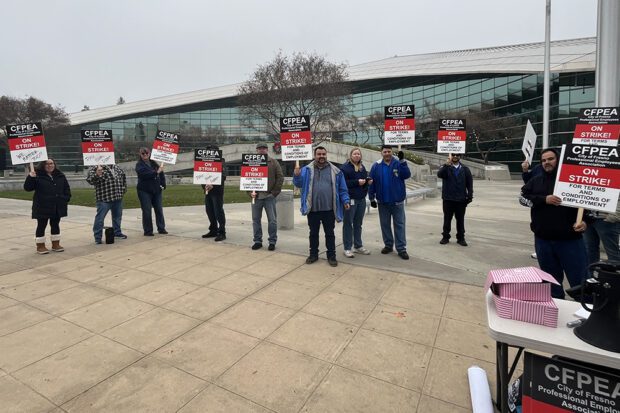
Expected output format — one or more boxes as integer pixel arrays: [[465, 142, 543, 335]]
[[104, 227, 115, 244]]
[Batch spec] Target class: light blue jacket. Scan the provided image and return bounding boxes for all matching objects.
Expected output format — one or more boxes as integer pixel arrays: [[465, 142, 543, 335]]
[[293, 161, 350, 222]]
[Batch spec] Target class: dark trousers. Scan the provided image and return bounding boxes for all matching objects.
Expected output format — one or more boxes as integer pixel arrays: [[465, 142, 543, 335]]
[[205, 193, 226, 235], [442, 200, 467, 241], [307, 210, 336, 259], [36, 217, 61, 237], [535, 237, 588, 299], [137, 190, 166, 234]]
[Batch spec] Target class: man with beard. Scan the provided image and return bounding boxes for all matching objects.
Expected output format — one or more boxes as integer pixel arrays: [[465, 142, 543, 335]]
[[521, 148, 589, 299], [293, 146, 350, 267]]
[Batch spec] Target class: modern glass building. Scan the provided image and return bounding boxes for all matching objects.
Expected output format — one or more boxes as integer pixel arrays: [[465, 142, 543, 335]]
[[43, 37, 596, 172]]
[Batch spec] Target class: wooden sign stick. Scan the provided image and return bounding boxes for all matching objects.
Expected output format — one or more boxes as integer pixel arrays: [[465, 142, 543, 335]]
[[575, 208, 584, 226]]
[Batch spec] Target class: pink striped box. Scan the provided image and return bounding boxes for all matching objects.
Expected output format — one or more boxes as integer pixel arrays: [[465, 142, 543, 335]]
[[485, 267, 558, 302], [492, 294, 558, 328]]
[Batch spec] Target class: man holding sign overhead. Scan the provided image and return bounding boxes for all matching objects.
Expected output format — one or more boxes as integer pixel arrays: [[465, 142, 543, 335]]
[[195, 146, 226, 241], [86, 164, 127, 244], [245, 143, 283, 251]]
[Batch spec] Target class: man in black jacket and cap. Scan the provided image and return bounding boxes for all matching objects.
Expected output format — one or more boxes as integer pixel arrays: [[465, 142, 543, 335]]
[[521, 148, 589, 299]]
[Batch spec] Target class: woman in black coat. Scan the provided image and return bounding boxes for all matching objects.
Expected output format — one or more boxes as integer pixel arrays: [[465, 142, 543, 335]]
[[24, 159, 71, 254], [135, 147, 167, 236]]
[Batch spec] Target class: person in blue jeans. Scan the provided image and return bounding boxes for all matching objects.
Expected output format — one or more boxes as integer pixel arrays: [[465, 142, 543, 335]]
[[86, 164, 128, 244], [135, 148, 167, 236], [340, 148, 372, 258], [250, 143, 283, 251], [521, 148, 589, 299], [293, 146, 350, 267], [368, 145, 411, 260], [583, 207, 620, 268]]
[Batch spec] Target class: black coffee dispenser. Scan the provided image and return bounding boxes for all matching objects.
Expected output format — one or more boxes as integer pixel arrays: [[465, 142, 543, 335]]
[[574, 261, 620, 353]]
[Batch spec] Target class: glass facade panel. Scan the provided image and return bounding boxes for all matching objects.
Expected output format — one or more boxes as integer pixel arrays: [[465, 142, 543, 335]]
[[30, 70, 594, 174]]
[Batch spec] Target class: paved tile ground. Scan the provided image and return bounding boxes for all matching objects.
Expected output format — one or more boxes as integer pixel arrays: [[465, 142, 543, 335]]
[[0, 181, 537, 412]]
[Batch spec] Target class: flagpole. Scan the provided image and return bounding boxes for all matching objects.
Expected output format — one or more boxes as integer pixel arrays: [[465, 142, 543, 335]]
[[542, 0, 551, 149]]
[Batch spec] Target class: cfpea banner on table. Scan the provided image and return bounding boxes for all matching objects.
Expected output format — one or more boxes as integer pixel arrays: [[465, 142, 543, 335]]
[[151, 130, 180, 164], [384, 105, 415, 145], [437, 119, 466, 154], [6, 122, 48, 165], [280, 115, 312, 161], [81, 130, 115, 165], [572, 107, 619, 147], [553, 144, 619, 213], [193, 149, 222, 185], [523, 352, 620, 413], [240, 153, 268, 192]]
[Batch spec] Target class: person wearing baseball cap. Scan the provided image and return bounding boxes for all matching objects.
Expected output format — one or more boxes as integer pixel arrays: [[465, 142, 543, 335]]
[[250, 142, 283, 251]]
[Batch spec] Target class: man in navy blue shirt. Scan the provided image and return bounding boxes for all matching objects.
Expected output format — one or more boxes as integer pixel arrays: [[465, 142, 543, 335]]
[[368, 145, 411, 260]]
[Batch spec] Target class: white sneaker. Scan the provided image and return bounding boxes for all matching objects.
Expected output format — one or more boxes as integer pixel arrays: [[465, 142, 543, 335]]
[[344, 250, 355, 258], [530, 252, 537, 259], [354, 247, 370, 255]]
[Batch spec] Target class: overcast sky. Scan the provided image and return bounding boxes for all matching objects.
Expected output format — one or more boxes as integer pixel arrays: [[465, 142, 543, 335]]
[[1, 0, 597, 114]]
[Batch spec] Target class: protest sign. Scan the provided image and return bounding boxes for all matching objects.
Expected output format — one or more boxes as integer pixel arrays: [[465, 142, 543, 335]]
[[437, 118, 466, 154], [193, 149, 222, 185], [6, 122, 48, 165], [522, 120, 537, 164], [572, 107, 619, 147], [384, 105, 415, 146], [151, 130, 180, 164], [240, 153, 268, 192], [81, 130, 115, 165], [280, 115, 312, 161], [554, 144, 619, 213], [522, 352, 620, 413]]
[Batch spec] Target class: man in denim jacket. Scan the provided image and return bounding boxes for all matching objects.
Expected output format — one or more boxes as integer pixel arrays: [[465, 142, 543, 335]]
[[293, 146, 350, 267]]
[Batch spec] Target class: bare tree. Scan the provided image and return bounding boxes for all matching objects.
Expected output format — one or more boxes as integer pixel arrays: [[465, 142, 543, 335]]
[[0, 96, 69, 129], [465, 110, 522, 164], [0, 96, 71, 162], [362, 111, 385, 145], [238, 51, 351, 139], [418, 100, 522, 163]]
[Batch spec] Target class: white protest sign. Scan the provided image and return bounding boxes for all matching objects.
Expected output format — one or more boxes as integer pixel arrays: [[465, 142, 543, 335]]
[[521, 120, 537, 164], [554, 144, 620, 213]]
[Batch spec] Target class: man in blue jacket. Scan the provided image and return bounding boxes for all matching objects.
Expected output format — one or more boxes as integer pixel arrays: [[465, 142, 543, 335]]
[[368, 145, 411, 260], [293, 146, 350, 267], [437, 154, 473, 246]]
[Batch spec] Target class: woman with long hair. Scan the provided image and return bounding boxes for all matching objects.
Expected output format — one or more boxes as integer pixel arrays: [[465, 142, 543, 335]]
[[24, 159, 71, 254], [135, 147, 167, 236], [340, 147, 372, 258]]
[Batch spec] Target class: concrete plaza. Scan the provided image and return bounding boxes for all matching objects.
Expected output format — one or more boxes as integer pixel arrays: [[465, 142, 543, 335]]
[[0, 180, 534, 412]]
